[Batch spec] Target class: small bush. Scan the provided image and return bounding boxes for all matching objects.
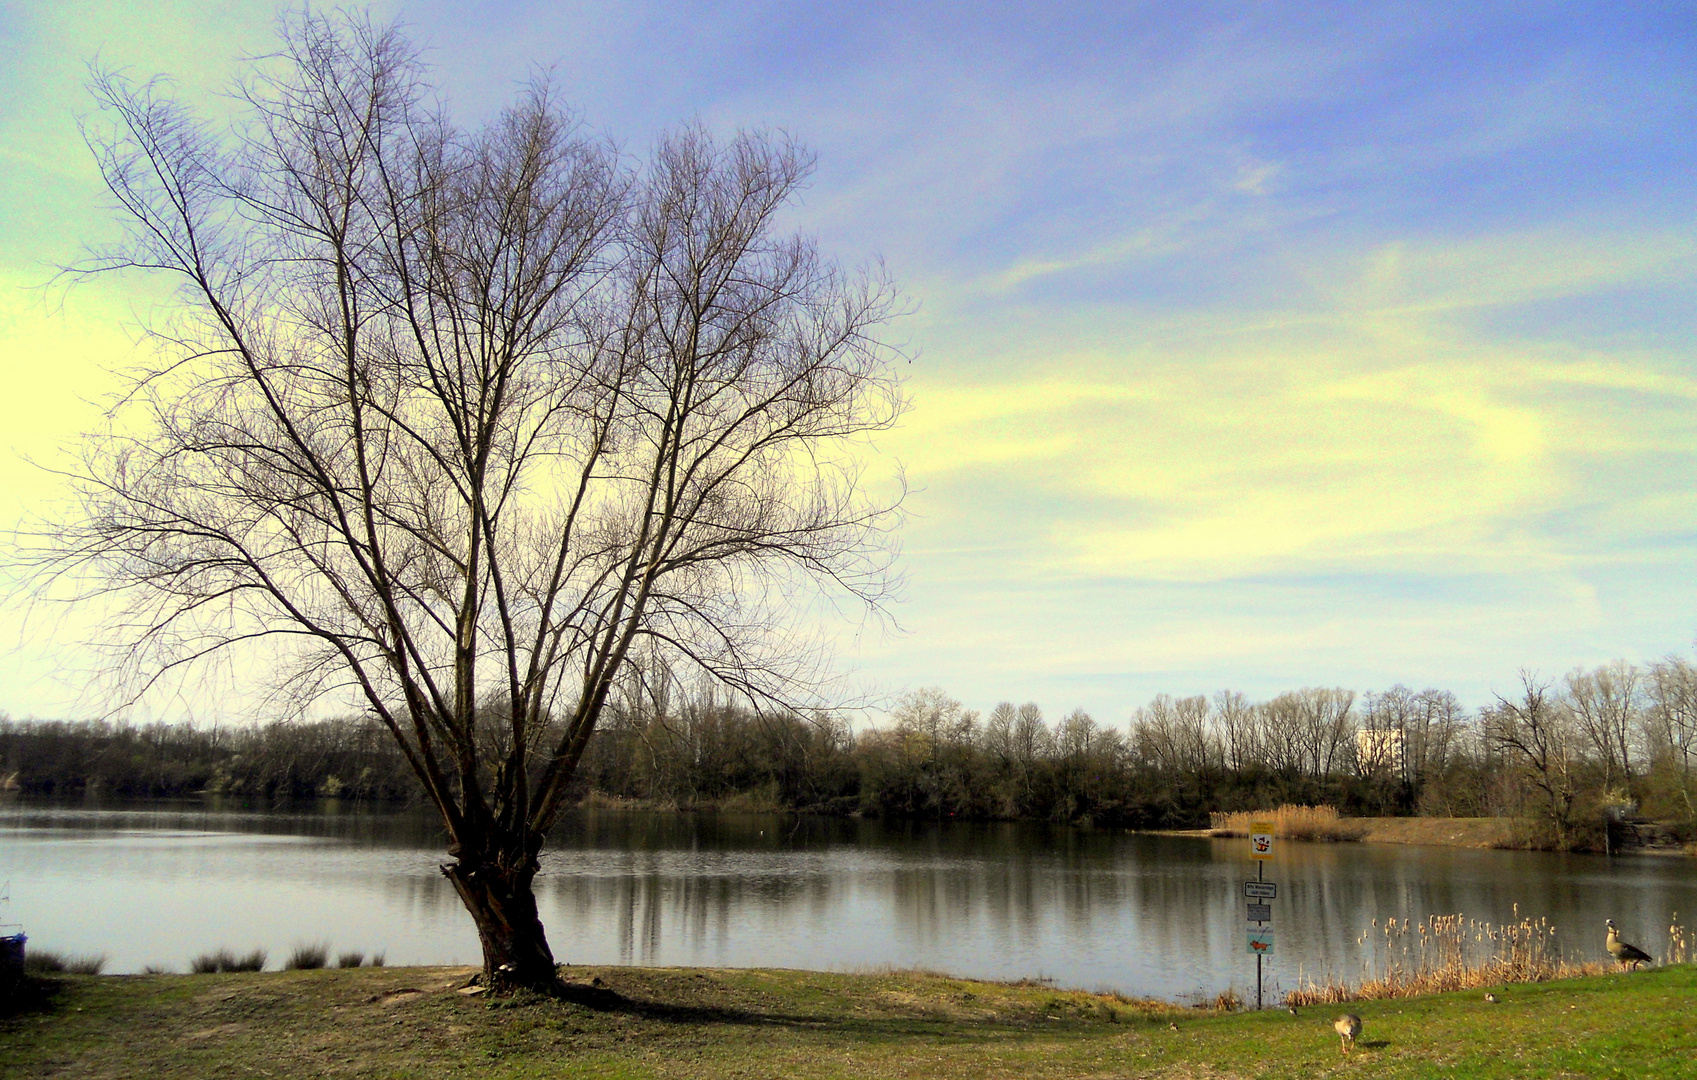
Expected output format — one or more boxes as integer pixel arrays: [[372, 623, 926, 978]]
[[336, 951, 365, 968], [285, 943, 330, 970], [369, 952, 386, 968], [141, 963, 173, 975], [231, 948, 267, 972], [23, 950, 106, 976]]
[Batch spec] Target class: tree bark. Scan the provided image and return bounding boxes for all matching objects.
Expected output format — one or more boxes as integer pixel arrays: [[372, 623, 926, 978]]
[[441, 855, 559, 993]]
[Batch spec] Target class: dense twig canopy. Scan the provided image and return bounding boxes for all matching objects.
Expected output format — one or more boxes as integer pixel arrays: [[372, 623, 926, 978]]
[[30, 12, 904, 859]]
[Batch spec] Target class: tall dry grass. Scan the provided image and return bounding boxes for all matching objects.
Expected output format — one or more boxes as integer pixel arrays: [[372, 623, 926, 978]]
[[284, 942, 330, 970], [22, 949, 107, 976], [1665, 915, 1689, 966], [190, 948, 267, 974], [1209, 805, 1367, 842], [1281, 906, 1672, 1007]]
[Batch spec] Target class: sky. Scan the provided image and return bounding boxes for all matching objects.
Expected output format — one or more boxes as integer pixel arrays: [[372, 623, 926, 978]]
[[2, 1, 1696, 725]]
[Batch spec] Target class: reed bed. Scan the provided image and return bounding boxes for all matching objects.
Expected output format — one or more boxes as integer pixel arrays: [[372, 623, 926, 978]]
[[1209, 804, 1368, 842], [1281, 906, 1667, 1006]]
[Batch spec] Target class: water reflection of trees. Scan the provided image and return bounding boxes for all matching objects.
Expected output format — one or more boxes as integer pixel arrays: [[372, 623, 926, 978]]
[[537, 823, 1697, 991], [9, 806, 1697, 993]]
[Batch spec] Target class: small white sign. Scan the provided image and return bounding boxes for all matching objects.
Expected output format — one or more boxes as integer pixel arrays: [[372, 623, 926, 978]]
[[1244, 881, 1277, 899]]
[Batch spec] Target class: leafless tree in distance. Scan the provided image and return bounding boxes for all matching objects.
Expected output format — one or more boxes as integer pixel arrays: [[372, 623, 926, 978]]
[[1484, 672, 1579, 846], [1564, 661, 1640, 791], [24, 12, 905, 992]]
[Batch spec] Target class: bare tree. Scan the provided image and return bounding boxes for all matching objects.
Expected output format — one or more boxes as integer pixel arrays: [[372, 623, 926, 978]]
[[1645, 655, 1697, 817], [1210, 689, 1259, 773], [887, 686, 978, 815], [982, 701, 1017, 770], [1564, 661, 1640, 790], [1260, 687, 1354, 779], [1359, 685, 1414, 783], [1132, 693, 1209, 775], [27, 13, 903, 992], [1484, 672, 1580, 846], [1408, 688, 1464, 787], [1012, 702, 1050, 765]]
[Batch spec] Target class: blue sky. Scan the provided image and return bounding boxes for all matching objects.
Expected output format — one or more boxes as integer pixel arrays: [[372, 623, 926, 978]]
[[2, 2, 1695, 723]]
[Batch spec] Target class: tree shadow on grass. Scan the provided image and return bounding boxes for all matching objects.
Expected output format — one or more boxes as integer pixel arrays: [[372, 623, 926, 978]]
[[0, 975, 67, 1021], [542, 978, 1123, 1041]]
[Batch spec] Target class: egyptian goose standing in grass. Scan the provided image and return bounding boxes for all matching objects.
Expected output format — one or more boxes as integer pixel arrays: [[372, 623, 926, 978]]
[[1334, 1013, 1361, 1055], [1606, 919, 1652, 971]]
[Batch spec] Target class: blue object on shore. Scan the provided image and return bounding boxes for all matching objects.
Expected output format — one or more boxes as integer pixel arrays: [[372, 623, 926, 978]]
[[0, 932, 25, 969]]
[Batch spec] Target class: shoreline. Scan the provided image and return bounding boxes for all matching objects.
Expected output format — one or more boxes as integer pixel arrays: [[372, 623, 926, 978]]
[[1157, 816, 1693, 855]]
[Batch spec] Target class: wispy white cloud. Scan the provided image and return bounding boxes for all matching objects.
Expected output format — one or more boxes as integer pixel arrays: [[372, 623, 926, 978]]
[[881, 223, 1697, 597]]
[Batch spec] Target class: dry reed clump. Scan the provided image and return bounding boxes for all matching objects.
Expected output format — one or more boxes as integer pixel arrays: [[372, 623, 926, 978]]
[[1209, 805, 1368, 842], [1282, 906, 1648, 1007], [1666, 915, 1690, 966], [22, 950, 107, 976], [190, 948, 267, 974], [1208, 987, 1243, 1012], [285, 943, 330, 970]]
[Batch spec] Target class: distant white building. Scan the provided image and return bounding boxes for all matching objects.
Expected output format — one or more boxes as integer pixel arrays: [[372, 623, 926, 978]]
[[1356, 728, 1404, 777]]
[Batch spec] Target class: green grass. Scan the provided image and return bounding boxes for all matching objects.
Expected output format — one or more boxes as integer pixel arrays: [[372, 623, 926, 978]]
[[0, 963, 1691, 1078]]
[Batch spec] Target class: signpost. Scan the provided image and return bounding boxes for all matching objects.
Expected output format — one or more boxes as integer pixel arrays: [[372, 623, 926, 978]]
[[1246, 821, 1274, 1009]]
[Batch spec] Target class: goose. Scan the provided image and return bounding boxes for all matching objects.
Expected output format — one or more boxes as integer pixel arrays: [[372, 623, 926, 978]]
[[1605, 920, 1652, 971], [1334, 1013, 1362, 1055]]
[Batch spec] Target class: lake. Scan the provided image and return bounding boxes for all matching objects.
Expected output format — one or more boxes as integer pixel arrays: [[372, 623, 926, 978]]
[[2, 800, 1691, 1002]]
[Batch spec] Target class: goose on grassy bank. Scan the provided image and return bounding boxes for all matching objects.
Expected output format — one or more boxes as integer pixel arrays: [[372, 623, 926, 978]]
[[1606, 920, 1652, 971], [1334, 1013, 1361, 1055]]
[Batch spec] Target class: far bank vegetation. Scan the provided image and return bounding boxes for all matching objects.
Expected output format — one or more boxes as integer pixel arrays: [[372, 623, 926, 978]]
[[4, 655, 1695, 852], [1209, 805, 1368, 842]]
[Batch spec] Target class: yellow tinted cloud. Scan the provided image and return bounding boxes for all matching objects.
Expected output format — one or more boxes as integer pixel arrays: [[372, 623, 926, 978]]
[[0, 274, 144, 503], [887, 226, 1697, 583]]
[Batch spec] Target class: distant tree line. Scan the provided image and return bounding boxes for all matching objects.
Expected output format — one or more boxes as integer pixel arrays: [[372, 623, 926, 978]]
[[5, 655, 1695, 848], [0, 716, 420, 801]]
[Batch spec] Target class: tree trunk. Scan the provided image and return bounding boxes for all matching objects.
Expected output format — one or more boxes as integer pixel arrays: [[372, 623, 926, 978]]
[[441, 856, 559, 993]]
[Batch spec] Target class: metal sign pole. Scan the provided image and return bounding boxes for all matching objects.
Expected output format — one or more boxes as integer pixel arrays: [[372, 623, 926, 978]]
[[1246, 820, 1274, 1010]]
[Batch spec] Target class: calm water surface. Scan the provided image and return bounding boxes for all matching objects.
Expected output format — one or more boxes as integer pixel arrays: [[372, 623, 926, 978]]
[[2, 801, 1692, 1002]]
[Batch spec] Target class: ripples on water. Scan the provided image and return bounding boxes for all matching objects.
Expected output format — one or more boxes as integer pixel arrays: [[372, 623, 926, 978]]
[[2, 800, 1692, 1001]]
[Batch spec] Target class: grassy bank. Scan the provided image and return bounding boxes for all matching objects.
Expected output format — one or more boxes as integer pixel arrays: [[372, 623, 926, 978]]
[[1349, 816, 1522, 849], [3, 963, 1693, 1078]]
